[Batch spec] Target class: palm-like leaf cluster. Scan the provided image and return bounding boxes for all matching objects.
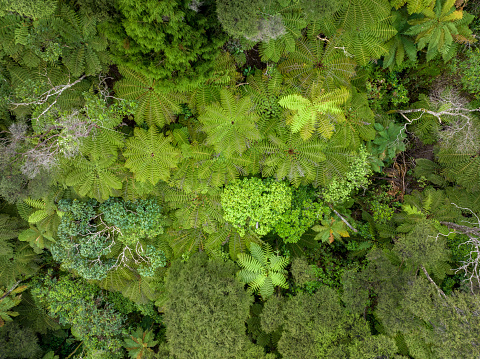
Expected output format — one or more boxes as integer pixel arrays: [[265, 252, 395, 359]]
[[237, 242, 289, 299], [199, 89, 261, 157], [123, 126, 180, 185], [405, 0, 476, 61], [114, 67, 185, 128]]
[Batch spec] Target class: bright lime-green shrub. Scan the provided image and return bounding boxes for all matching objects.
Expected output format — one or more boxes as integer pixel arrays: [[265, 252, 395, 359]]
[[321, 146, 372, 203], [221, 178, 293, 237], [274, 186, 329, 243]]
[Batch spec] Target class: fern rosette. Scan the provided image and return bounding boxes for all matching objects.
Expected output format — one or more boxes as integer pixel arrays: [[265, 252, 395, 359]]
[[123, 126, 180, 185], [199, 89, 261, 157], [237, 243, 289, 299]]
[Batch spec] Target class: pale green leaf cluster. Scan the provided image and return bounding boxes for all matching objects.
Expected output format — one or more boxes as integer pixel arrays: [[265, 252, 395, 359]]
[[221, 178, 293, 237]]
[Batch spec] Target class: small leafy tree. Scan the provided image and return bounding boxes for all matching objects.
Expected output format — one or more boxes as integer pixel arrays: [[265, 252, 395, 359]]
[[52, 198, 167, 280], [31, 274, 126, 358], [261, 288, 398, 358], [237, 242, 289, 299], [163, 253, 265, 358], [103, 0, 227, 90], [0, 322, 42, 359]]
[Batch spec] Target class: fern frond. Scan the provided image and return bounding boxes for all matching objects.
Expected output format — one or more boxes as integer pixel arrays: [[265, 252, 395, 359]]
[[278, 37, 356, 92], [259, 130, 327, 187], [0, 214, 22, 241], [390, 0, 434, 14], [114, 67, 185, 127], [199, 89, 261, 156], [63, 155, 123, 201], [0, 242, 39, 287], [123, 126, 180, 185], [80, 127, 124, 161], [313, 144, 353, 187], [15, 291, 60, 334], [437, 149, 480, 192]]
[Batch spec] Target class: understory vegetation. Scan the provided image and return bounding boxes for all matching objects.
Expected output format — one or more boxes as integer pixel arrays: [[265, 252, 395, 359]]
[[1, 0, 480, 358]]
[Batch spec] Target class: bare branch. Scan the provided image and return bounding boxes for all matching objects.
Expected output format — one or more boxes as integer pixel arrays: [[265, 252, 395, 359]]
[[0, 280, 22, 301], [331, 208, 358, 233], [10, 75, 86, 110], [421, 265, 448, 300]]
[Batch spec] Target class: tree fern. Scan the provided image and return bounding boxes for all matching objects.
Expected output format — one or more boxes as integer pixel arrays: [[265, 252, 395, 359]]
[[161, 184, 224, 234], [413, 158, 447, 187], [79, 123, 124, 161], [170, 141, 244, 191], [237, 242, 289, 299], [50, 5, 109, 76], [257, 129, 328, 187], [391, 0, 434, 14], [198, 89, 261, 157], [114, 67, 185, 128], [320, 0, 397, 66], [159, 227, 216, 259], [445, 187, 480, 214], [241, 69, 290, 137], [119, 173, 157, 201], [195, 153, 245, 189], [123, 126, 180, 185], [394, 188, 461, 233], [8, 64, 89, 116], [63, 154, 123, 201], [121, 276, 158, 305], [279, 85, 350, 140], [278, 37, 356, 92], [383, 8, 418, 70], [337, 88, 376, 150], [258, 2, 307, 62], [35, 65, 89, 112], [17, 189, 63, 253], [188, 52, 240, 112], [0, 14, 24, 58], [405, 0, 476, 61], [99, 266, 157, 304]]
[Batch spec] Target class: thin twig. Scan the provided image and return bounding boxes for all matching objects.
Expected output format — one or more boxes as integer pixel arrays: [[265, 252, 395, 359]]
[[331, 208, 358, 233]]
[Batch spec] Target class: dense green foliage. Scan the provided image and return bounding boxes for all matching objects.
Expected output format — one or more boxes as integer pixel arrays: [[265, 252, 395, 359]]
[[0, 0, 479, 357]]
